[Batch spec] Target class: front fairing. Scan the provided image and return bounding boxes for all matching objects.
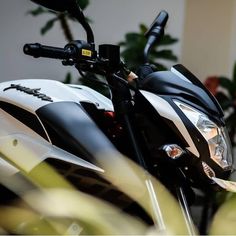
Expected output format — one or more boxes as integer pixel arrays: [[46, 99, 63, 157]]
[[140, 64, 224, 126], [136, 64, 232, 189]]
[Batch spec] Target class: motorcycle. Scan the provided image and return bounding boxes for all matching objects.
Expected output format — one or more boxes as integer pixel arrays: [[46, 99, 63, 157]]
[[0, 0, 234, 234]]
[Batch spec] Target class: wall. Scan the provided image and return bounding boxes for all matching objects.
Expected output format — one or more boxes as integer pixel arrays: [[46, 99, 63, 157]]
[[0, 0, 186, 82], [181, 0, 235, 80], [229, 0, 236, 75]]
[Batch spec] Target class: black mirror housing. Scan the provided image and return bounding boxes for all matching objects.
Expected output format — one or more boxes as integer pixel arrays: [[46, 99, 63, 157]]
[[30, 0, 95, 44], [30, 0, 75, 12]]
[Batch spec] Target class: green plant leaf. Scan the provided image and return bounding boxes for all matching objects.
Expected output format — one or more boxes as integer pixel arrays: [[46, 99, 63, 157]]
[[118, 42, 126, 47], [225, 111, 236, 145], [40, 18, 58, 35], [151, 49, 178, 61], [139, 24, 148, 34], [120, 54, 143, 71], [151, 62, 167, 71], [218, 76, 235, 98], [125, 33, 144, 44], [215, 92, 232, 110], [77, 0, 90, 10], [225, 112, 236, 127], [233, 62, 236, 85], [58, 13, 74, 41], [79, 73, 110, 97], [118, 22, 178, 71], [27, 7, 49, 16], [63, 72, 73, 84], [159, 34, 178, 46]]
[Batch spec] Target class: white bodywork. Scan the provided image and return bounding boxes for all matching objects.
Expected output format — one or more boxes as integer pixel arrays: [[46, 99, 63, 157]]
[[0, 79, 111, 175], [0, 79, 113, 112], [140, 90, 199, 158]]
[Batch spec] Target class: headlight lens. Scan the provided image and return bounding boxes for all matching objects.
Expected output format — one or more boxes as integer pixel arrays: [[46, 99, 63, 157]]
[[174, 101, 233, 170]]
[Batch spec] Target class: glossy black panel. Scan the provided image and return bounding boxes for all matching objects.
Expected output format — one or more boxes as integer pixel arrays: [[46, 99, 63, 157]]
[[0, 101, 48, 141], [140, 64, 224, 123], [36, 101, 116, 161], [30, 0, 74, 12]]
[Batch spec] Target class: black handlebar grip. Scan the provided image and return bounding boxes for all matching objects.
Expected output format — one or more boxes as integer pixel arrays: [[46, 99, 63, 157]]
[[23, 43, 72, 60]]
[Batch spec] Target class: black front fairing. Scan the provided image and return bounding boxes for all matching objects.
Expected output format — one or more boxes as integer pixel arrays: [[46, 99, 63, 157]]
[[140, 64, 224, 125], [136, 64, 231, 189]]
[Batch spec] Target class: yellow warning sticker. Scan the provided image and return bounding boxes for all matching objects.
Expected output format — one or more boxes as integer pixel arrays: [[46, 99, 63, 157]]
[[82, 49, 92, 57]]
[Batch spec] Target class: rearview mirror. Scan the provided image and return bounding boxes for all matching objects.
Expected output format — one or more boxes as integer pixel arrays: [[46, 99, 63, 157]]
[[30, 0, 75, 12], [30, 0, 95, 44]]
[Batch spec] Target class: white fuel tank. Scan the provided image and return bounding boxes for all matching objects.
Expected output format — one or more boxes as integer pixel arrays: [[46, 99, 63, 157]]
[[0, 79, 113, 112]]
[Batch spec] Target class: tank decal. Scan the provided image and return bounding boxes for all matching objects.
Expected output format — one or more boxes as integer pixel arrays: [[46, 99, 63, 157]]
[[3, 84, 53, 102], [0, 79, 113, 112]]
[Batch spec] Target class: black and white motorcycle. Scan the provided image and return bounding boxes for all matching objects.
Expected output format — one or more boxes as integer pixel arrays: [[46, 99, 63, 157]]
[[0, 0, 234, 234]]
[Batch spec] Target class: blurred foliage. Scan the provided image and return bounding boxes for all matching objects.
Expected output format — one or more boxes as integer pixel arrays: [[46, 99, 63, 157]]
[[63, 71, 73, 84], [119, 24, 178, 71], [209, 193, 236, 235], [0, 137, 192, 235], [79, 72, 110, 97]]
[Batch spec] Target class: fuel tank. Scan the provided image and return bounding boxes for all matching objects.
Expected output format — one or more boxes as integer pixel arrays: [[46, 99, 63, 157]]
[[0, 79, 115, 172], [0, 79, 138, 208]]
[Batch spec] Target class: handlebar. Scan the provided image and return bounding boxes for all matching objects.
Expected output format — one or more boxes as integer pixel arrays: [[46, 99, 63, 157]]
[[23, 43, 74, 60], [23, 42, 124, 75]]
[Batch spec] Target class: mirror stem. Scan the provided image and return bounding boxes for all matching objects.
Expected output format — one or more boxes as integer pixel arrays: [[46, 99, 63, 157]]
[[70, 3, 95, 46]]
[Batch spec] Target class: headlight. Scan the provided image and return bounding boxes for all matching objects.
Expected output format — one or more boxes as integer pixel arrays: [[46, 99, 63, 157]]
[[174, 101, 233, 170]]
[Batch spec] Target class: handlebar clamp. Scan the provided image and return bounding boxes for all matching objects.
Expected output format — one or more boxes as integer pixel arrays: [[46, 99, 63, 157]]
[[64, 40, 97, 61]]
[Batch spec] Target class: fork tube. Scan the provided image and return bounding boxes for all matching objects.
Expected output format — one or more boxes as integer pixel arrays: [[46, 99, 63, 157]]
[[176, 186, 197, 235], [123, 114, 166, 231], [107, 74, 166, 230], [145, 178, 166, 231]]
